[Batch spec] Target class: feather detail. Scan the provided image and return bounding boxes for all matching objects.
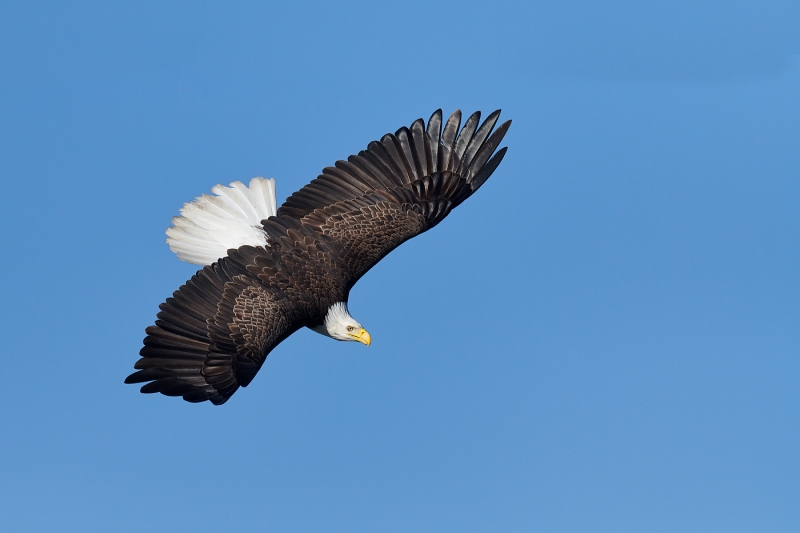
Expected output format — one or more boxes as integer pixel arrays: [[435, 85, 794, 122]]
[[166, 177, 278, 265]]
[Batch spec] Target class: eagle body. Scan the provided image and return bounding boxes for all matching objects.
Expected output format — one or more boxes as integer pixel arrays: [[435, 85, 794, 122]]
[[127, 109, 511, 404]]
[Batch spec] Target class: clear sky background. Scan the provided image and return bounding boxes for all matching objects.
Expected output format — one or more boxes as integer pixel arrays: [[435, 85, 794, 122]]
[[1, 1, 798, 531]]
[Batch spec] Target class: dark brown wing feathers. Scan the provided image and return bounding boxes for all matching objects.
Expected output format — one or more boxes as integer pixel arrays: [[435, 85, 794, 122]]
[[280, 109, 510, 217], [128, 110, 510, 404]]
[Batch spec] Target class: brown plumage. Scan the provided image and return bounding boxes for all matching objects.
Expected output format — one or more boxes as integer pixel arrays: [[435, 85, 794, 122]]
[[126, 109, 511, 404]]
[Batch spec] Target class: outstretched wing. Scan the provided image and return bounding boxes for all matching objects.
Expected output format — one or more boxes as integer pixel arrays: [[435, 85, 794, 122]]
[[278, 109, 511, 284], [125, 247, 307, 405]]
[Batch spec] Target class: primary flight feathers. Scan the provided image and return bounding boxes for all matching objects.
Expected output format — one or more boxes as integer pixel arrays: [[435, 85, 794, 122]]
[[127, 109, 511, 404]]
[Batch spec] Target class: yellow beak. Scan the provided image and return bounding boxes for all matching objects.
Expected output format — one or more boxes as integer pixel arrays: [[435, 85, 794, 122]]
[[353, 328, 371, 346]]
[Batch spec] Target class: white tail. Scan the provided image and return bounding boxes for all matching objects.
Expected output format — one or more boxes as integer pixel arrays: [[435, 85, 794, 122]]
[[166, 177, 278, 265]]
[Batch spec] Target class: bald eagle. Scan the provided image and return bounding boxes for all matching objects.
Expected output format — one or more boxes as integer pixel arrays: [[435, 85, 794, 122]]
[[126, 109, 511, 404]]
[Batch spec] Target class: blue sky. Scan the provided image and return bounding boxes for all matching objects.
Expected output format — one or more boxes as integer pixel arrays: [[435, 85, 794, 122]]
[[1, 1, 798, 531]]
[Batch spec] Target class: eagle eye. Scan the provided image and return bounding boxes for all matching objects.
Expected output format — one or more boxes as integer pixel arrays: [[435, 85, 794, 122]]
[[347, 326, 354, 332]]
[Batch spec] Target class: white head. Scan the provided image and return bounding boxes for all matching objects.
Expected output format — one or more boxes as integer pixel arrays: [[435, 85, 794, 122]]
[[311, 302, 371, 345]]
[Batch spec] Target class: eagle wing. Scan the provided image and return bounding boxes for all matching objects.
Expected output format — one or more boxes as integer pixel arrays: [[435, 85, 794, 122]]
[[277, 109, 511, 284], [125, 241, 333, 405]]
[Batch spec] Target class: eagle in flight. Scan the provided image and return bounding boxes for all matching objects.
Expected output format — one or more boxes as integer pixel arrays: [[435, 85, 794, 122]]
[[126, 109, 511, 404]]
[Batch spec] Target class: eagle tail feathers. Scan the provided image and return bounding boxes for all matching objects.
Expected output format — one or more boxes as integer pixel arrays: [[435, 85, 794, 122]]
[[166, 177, 277, 266]]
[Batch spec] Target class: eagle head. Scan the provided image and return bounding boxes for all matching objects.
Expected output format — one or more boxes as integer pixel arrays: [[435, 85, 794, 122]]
[[314, 302, 371, 345]]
